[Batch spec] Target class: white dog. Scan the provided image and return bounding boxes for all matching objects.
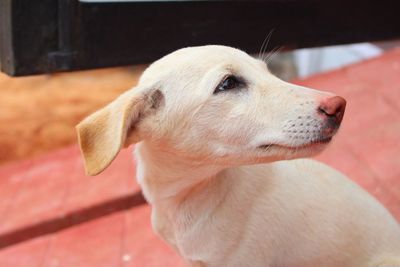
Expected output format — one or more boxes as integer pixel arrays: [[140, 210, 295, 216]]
[[77, 45, 400, 267]]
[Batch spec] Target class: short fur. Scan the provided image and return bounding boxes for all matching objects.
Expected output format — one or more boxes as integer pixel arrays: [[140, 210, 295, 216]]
[[77, 45, 400, 267]]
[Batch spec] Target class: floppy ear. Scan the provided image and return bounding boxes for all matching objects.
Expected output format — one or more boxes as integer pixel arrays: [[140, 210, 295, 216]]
[[76, 87, 162, 176]]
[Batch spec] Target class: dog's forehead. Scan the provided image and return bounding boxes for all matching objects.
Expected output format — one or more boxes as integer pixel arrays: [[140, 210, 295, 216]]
[[140, 45, 262, 84], [163, 45, 253, 65]]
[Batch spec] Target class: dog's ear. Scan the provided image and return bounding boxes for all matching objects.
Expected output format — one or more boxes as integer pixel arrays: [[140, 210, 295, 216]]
[[76, 87, 163, 176]]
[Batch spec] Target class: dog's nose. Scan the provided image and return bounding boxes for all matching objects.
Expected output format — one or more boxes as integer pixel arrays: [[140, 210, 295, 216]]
[[318, 96, 346, 124]]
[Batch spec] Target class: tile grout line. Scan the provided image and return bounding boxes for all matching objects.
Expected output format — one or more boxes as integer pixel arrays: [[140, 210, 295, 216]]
[[39, 161, 76, 267]]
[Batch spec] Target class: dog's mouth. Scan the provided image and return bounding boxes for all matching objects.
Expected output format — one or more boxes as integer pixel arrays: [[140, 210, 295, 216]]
[[258, 137, 332, 150]]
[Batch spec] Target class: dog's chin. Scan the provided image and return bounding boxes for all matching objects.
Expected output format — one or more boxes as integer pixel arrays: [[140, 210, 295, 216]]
[[258, 137, 332, 159]]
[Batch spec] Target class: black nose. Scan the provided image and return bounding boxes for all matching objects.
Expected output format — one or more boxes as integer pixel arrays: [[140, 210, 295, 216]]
[[318, 96, 346, 124]]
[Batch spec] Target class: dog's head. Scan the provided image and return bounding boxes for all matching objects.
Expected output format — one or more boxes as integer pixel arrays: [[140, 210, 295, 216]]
[[77, 45, 346, 175]]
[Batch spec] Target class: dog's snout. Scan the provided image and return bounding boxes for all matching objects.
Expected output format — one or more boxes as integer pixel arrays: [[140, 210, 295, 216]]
[[318, 96, 346, 124]]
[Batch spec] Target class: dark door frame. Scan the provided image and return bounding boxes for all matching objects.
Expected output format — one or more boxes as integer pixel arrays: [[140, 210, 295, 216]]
[[1, 0, 400, 76]]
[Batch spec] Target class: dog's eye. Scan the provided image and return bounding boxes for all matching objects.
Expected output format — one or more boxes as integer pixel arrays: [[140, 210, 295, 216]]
[[214, 75, 242, 94]]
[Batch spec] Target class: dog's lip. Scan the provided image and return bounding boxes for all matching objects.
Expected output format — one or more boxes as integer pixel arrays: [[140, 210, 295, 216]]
[[258, 137, 332, 150]]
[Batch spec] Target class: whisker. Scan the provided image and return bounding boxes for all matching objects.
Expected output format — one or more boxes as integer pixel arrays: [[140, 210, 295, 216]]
[[264, 46, 285, 66], [262, 45, 279, 62], [258, 29, 275, 59], [263, 144, 273, 154]]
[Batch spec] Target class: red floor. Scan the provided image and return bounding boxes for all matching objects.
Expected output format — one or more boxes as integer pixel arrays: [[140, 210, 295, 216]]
[[1, 49, 400, 267]]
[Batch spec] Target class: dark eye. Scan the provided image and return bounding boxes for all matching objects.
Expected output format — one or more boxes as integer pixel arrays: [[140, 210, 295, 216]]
[[214, 75, 242, 94]]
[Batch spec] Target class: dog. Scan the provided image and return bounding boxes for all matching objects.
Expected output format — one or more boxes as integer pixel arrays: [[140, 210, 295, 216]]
[[76, 45, 400, 267]]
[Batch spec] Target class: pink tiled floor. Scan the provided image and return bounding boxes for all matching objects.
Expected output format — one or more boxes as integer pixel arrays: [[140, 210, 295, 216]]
[[0, 147, 139, 235], [0, 207, 184, 267], [1, 49, 400, 266]]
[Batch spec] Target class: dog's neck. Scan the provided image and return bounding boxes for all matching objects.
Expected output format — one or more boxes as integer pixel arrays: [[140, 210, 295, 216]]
[[134, 141, 224, 205]]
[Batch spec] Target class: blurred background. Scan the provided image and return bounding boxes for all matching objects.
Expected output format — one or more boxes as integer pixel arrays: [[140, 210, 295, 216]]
[[0, 1, 400, 266]]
